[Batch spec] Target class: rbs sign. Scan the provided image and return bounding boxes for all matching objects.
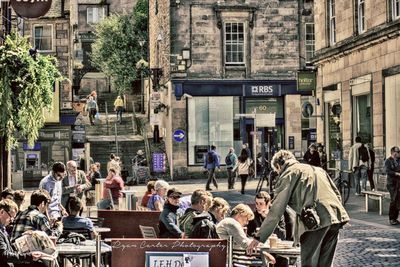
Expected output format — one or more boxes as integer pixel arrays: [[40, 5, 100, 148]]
[[247, 85, 278, 96]]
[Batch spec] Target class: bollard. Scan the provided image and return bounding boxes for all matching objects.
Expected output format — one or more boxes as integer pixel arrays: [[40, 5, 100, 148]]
[[228, 235, 233, 267], [95, 233, 101, 267]]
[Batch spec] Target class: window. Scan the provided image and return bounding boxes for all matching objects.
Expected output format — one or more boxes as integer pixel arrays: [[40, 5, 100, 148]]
[[33, 25, 53, 52], [353, 93, 372, 145], [188, 97, 235, 165], [87, 7, 105, 24], [305, 23, 315, 61], [224, 22, 245, 65], [357, 0, 365, 33], [329, 0, 336, 45], [385, 74, 400, 157], [393, 0, 400, 20]]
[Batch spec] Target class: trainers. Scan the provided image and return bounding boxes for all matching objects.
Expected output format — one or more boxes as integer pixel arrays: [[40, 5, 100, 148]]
[[206, 188, 212, 191], [390, 219, 400, 225], [355, 193, 361, 196]]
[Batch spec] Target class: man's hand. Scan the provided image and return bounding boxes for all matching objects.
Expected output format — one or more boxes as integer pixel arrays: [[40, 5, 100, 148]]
[[246, 239, 259, 255], [31, 251, 44, 261], [75, 184, 83, 193], [262, 251, 276, 265], [260, 208, 269, 218]]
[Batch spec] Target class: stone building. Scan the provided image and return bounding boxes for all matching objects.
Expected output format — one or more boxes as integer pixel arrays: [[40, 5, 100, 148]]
[[149, 0, 316, 178], [313, 0, 400, 172]]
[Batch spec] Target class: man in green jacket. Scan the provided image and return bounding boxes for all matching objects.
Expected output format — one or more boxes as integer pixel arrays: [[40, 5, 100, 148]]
[[258, 150, 349, 267]]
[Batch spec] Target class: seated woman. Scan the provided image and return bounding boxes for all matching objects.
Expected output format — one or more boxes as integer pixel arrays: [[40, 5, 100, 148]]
[[216, 204, 275, 264], [62, 196, 95, 239], [158, 188, 184, 238], [147, 180, 169, 211], [99, 168, 124, 208], [141, 180, 156, 207]]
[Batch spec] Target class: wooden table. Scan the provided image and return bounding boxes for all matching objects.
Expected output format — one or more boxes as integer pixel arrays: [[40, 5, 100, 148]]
[[259, 241, 300, 267]]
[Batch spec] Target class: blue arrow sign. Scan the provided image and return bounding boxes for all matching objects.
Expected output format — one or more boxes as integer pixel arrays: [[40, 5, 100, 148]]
[[173, 129, 185, 142]]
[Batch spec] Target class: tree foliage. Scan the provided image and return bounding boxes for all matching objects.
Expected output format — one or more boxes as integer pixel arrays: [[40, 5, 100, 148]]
[[91, 0, 148, 94], [0, 32, 63, 150]]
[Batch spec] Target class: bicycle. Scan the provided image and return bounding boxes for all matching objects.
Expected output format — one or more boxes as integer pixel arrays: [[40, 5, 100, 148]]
[[327, 167, 352, 205]]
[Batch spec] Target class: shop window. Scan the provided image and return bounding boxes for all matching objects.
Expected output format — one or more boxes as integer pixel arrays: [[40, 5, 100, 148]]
[[305, 23, 315, 62], [33, 25, 53, 52], [392, 0, 400, 20], [87, 7, 105, 24], [384, 74, 400, 157], [326, 102, 342, 160], [353, 94, 372, 144], [328, 0, 336, 45], [224, 22, 245, 66], [188, 97, 235, 165]]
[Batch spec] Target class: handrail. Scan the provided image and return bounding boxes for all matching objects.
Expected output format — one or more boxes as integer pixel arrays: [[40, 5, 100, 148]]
[[105, 101, 110, 135], [131, 100, 137, 135], [327, 168, 352, 174]]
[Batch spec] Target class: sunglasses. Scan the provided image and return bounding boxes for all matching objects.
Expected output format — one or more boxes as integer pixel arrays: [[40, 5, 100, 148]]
[[169, 196, 181, 200], [5, 210, 15, 221]]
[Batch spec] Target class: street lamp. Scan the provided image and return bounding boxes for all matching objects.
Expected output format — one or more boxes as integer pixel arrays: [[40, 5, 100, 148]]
[[138, 39, 146, 114]]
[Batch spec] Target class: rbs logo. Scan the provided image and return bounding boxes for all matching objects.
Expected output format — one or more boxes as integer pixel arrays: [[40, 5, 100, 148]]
[[251, 85, 274, 95]]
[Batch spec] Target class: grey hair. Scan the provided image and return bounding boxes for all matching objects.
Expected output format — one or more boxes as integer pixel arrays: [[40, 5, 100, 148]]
[[271, 150, 296, 172], [229, 147, 234, 152], [154, 180, 169, 191]]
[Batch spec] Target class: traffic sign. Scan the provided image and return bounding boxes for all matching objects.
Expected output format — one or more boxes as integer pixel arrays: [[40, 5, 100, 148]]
[[173, 129, 185, 142]]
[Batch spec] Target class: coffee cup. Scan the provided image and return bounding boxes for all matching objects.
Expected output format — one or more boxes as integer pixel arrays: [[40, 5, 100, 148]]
[[269, 234, 278, 248]]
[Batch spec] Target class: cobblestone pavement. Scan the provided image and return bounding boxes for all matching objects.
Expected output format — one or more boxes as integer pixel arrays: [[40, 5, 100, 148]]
[[333, 219, 400, 266]]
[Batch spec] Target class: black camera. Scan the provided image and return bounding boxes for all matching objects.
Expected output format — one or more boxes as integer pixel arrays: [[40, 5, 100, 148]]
[[300, 206, 320, 230]]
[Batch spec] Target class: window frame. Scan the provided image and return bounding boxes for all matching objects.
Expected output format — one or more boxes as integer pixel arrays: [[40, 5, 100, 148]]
[[305, 23, 315, 62], [393, 0, 400, 20], [329, 0, 336, 45], [224, 22, 246, 66], [357, 0, 366, 33], [87, 6, 106, 24], [32, 24, 54, 52]]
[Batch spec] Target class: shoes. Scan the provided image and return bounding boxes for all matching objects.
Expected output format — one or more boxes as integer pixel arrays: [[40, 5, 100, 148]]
[[241, 190, 245, 195], [206, 188, 212, 191], [355, 193, 362, 196], [390, 219, 400, 225]]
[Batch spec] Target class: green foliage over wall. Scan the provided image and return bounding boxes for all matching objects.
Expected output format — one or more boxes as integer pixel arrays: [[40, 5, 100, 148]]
[[91, 0, 149, 94], [0, 32, 64, 150]]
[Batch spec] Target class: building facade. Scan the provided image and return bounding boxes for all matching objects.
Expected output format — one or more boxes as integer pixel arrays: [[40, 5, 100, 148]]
[[314, 0, 400, 171], [149, 0, 316, 178]]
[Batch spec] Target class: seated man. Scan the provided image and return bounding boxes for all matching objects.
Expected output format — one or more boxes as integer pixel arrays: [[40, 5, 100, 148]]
[[179, 189, 212, 237], [1, 188, 14, 201], [11, 190, 63, 242], [0, 199, 45, 267], [62, 196, 95, 239]]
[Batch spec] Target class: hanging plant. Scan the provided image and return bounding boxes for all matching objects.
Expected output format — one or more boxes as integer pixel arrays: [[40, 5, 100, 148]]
[[0, 31, 64, 150]]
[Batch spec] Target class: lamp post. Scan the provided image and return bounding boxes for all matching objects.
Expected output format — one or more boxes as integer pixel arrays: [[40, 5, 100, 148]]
[[139, 39, 146, 114]]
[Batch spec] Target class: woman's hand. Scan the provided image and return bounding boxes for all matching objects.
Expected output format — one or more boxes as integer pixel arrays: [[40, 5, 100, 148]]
[[246, 239, 259, 255], [262, 251, 276, 264]]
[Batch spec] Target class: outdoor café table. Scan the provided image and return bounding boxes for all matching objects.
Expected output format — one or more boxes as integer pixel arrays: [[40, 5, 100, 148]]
[[259, 241, 301, 267], [94, 227, 111, 233], [56, 239, 112, 267]]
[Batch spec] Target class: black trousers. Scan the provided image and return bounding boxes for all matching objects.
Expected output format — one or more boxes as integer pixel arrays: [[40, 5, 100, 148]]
[[387, 184, 400, 220], [300, 224, 342, 267], [239, 174, 248, 193]]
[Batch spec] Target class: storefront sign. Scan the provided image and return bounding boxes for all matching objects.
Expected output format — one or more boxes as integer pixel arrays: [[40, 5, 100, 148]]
[[152, 153, 166, 173], [297, 71, 316, 91], [309, 129, 316, 141], [288, 136, 295, 149], [245, 84, 280, 96], [145, 251, 209, 267], [256, 113, 276, 127], [10, 0, 52, 18]]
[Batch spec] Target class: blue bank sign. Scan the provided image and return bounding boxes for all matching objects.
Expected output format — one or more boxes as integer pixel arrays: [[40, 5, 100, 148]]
[[245, 84, 280, 96], [173, 129, 185, 142]]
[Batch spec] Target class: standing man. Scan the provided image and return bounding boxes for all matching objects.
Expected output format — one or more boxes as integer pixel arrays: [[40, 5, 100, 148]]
[[114, 95, 125, 124], [85, 96, 98, 125], [39, 162, 67, 219], [258, 150, 349, 267], [225, 147, 238, 189], [62, 160, 91, 209], [0, 199, 45, 267], [204, 145, 220, 191], [367, 144, 376, 191], [384, 146, 400, 225], [348, 136, 371, 196]]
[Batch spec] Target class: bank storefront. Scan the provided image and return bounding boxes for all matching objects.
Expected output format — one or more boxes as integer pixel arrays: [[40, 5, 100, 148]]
[[173, 80, 313, 167]]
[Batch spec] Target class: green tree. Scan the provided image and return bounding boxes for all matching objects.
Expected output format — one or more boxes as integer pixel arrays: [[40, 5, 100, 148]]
[[91, 0, 148, 94], [0, 32, 64, 150]]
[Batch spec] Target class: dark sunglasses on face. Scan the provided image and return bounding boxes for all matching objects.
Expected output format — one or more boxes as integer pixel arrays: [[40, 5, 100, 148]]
[[170, 196, 180, 200], [5, 210, 14, 221]]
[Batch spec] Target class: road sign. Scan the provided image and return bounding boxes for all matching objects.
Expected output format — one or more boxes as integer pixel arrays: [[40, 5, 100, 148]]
[[173, 129, 185, 142]]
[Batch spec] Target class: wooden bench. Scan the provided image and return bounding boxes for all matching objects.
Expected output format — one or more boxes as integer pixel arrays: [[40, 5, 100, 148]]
[[361, 190, 390, 215], [98, 210, 161, 239], [110, 238, 228, 267]]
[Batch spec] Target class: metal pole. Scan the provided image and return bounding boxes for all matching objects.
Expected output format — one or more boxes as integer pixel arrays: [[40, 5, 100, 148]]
[[141, 71, 145, 114], [95, 233, 101, 267], [131, 100, 137, 135], [253, 108, 257, 179], [228, 235, 233, 267], [114, 123, 119, 156], [105, 102, 109, 135]]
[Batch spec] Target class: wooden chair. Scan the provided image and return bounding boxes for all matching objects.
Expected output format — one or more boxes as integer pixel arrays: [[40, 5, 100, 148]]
[[139, 225, 157, 238]]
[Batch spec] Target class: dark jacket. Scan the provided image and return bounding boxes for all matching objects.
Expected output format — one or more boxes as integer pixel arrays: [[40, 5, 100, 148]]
[[0, 227, 33, 267], [303, 150, 321, 167], [247, 211, 286, 240], [190, 212, 218, 239], [159, 203, 183, 238], [384, 156, 400, 187], [62, 170, 91, 207]]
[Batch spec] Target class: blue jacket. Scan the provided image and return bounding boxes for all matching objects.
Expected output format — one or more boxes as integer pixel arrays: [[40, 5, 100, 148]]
[[203, 150, 220, 170]]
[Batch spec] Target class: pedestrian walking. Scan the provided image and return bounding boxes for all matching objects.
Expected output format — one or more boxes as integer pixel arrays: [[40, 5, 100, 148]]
[[303, 143, 321, 167], [384, 146, 400, 225], [225, 147, 238, 189], [349, 136, 371, 195], [114, 95, 124, 124], [367, 144, 376, 191], [258, 150, 349, 267], [204, 145, 220, 191], [317, 143, 327, 170], [235, 148, 252, 194], [85, 96, 98, 125]]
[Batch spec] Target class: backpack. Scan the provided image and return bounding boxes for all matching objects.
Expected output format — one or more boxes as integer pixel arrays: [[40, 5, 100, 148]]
[[207, 152, 214, 164], [225, 154, 233, 165], [190, 213, 218, 239], [358, 144, 370, 162]]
